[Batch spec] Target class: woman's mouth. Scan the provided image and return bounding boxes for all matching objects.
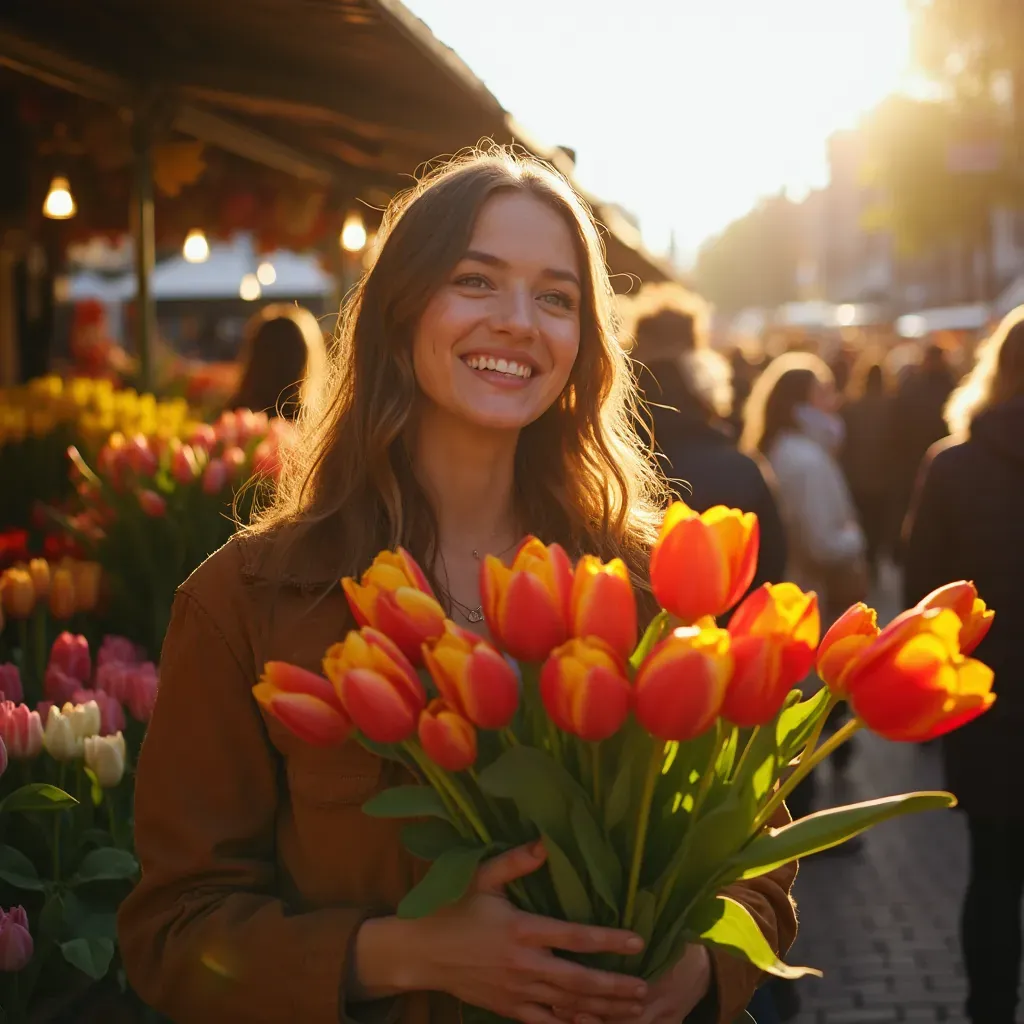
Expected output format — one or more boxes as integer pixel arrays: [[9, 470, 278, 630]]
[[461, 354, 534, 380]]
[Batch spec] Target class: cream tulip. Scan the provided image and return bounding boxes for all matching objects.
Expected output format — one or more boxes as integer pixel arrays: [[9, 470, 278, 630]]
[[83, 731, 126, 788], [43, 700, 100, 760]]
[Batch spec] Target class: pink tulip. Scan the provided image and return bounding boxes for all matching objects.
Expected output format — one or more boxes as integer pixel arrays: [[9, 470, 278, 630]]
[[215, 411, 240, 447], [222, 446, 247, 479], [44, 665, 79, 705], [138, 489, 167, 517], [125, 662, 158, 722], [202, 458, 229, 495], [0, 664, 22, 704], [125, 434, 158, 477], [96, 635, 142, 670], [36, 700, 54, 723], [49, 632, 91, 682], [170, 442, 200, 485], [96, 660, 130, 701], [252, 440, 281, 479], [71, 688, 125, 736], [0, 906, 33, 972], [188, 423, 217, 452], [0, 703, 43, 759]]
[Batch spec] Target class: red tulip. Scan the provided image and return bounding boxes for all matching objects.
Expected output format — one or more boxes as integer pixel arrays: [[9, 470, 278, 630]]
[[634, 626, 732, 741], [138, 490, 167, 518], [650, 501, 759, 622], [723, 583, 820, 727], [422, 622, 520, 729], [481, 537, 573, 662], [540, 637, 631, 742], [418, 699, 477, 771], [323, 628, 426, 743], [915, 581, 994, 656], [570, 555, 638, 659], [202, 458, 229, 495], [252, 662, 351, 746], [342, 549, 446, 666]]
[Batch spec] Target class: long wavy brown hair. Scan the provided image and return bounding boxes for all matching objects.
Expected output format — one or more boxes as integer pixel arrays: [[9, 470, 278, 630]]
[[246, 148, 668, 601]]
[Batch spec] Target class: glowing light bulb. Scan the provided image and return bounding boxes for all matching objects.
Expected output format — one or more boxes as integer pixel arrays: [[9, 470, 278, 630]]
[[836, 304, 857, 327], [239, 274, 262, 301], [340, 213, 367, 252], [43, 176, 76, 220], [256, 261, 277, 285], [183, 229, 210, 263]]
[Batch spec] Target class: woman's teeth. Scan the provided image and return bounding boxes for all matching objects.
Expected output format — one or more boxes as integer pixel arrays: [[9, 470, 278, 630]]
[[463, 355, 533, 379]]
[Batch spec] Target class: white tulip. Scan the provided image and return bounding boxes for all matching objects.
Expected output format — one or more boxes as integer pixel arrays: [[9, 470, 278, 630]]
[[43, 705, 81, 761], [65, 700, 101, 740], [83, 731, 126, 788]]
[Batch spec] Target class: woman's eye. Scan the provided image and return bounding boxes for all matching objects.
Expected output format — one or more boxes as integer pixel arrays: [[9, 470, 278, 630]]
[[540, 291, 576, 310], [454, 274, 491, 289]]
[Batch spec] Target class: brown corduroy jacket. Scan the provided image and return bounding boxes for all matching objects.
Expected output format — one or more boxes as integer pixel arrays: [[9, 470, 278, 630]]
[[117, 533, 798, 1024]]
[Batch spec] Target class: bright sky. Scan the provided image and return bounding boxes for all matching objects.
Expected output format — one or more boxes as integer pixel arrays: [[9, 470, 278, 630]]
[[404, 0, 913, 265]]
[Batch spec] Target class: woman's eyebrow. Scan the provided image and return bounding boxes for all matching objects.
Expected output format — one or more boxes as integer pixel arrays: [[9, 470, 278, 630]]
[[462, 249, 581, 287]]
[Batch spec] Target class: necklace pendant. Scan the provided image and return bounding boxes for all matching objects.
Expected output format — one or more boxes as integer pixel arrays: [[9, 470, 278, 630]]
[[466, 607, 484, 624]]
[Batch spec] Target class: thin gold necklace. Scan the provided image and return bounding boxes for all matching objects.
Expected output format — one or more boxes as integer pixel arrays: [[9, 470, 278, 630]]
[[443, 538, 520, 625]]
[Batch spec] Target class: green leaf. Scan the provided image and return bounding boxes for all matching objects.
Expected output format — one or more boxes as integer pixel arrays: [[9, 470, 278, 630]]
[[542, 832, 593, 924], [83, 767, 103, 808], [0, 844, 44, 891], [401, 819, 466, 861], [60, 936, 116, 980], [715, 726, 739, 778], [629, 611, 670, 672], [777, 688, 832, 762], [361, 785, 450, 821], [624, 889, 657, 972], [570, 800, 621, 912], [603, 758, 633, 832], [62, 891, 118, 940], [690, 895, 819, 979], [39, 892, 66, 941], [70, 847, 139, 885], [396, 845, 486, 918], [0, 783, 78, 815], [731, 792, 956, 879]]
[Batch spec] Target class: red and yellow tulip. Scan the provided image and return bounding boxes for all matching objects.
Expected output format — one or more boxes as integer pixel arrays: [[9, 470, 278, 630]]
[[816, 603, 880, 697], [916, 581, 994, 656], [323, 628, 426, 743], [650, 501, 759, 623], [540, 637, 631, 742], [418, 699, 477, 772], [253, 662, 352, 746], [342, 549, 447, 665], [570, 555, 638, 659], [634, 626, 733, 741], [844, 607, 995, 742], [723, 583, 820, 726], [481, 537, 573, 662], [422, 622, 520, 729]]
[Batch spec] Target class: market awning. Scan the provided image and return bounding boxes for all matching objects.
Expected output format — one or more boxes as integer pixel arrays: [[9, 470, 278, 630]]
[[0, 0, 674, 290]]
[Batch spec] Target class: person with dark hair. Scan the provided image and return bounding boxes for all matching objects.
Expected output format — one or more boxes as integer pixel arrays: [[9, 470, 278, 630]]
[[841, 355, 897, 579], [904, 307, 1024, 1024], [118, 149, 797, 1024], [226, 303, 328, 420], [625, 284, 787, 608]]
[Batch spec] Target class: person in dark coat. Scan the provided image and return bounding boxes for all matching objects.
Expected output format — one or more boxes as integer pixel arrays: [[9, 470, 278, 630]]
[[625, 284, 787, 597], [903, 308, 1024, 1024]]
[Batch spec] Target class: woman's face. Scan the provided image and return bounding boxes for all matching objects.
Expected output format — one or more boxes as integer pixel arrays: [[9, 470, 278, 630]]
[[412, 191, 583, 431]]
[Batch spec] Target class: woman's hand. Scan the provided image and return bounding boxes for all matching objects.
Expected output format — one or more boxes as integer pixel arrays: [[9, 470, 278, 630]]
[[562, 944, 712, 1024], [353, 842, 650, 1024]]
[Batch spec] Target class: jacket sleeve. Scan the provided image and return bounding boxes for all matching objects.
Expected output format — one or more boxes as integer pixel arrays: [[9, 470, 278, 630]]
[[902, 445, 954, 606], [117, 589, 382, 1024], [786, 447, 865, 568], [697, 805, 799, 1024]]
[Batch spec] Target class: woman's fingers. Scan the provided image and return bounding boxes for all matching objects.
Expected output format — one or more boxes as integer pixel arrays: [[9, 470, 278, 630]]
[[516, 915, 645, 959], [475, 842, 547, 892], [523, 984, 643, 1019], [516, 1004, 568, 1024], [522, 951, 646, 1002]]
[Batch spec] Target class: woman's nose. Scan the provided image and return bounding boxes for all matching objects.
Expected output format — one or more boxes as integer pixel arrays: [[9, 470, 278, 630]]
[[492, 286, 538, 338]]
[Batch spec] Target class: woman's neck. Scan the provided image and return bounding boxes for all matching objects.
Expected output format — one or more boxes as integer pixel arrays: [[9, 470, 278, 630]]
[[412, 404, 521, 557]]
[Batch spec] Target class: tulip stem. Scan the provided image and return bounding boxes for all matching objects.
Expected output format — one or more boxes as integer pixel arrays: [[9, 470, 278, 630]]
[[623, 742, 663, 929], [408, 744, 492, 845], [500, 728, 518, 749], [796, 693, 839, 773], [731, 726, 759, 782], [52, 762, 66, 882], [754, 717, 862, 832], [590, 743, 601, 808], [107, 798, 119, 848]]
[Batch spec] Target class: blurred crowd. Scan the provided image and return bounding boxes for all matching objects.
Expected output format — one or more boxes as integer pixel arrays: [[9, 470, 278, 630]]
[[621, 283, 1024, 1024]]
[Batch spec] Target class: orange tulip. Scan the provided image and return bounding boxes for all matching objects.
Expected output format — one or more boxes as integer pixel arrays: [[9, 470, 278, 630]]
[[418, 699, 477, 772], [48, 569, 76, 620], [816, 603, 880, 697], [481, 537, 573, 662], [722, 583, 820, 726], [423, 622, 520, 729], [634, 626, 732, 741], [253, 662, 352, 746], [916, 581, 994, 656], [570, 555, 638, 659], [539, 637, 631, 741], [70, 561, 102, 614], [650, 501, 759, 622], [323, 627, 426, 743], [1, 569, 35, 620], [342, 549, 446, 665], [27, 559, 50, 601], [844, 606, 995, 742]]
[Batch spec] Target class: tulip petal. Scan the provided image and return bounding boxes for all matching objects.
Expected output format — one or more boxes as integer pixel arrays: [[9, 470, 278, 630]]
[[569, 665, 631, 741], [262, 662, 344, 711], [419, 703, 477, 772], [651, 515, 730, 621], [339, 668, 420, 744], [571, 557, 638, 659], [498, 571, 568, 663], [397, 547, 437, 596], [252, 685, 351, 746], [341, 578, 374, 628], [463, 646, 520, 729]]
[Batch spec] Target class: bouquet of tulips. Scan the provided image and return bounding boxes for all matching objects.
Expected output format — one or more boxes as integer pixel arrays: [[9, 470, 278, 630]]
[[255, 501, 996, 998], [54, 410, 294, 657]]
